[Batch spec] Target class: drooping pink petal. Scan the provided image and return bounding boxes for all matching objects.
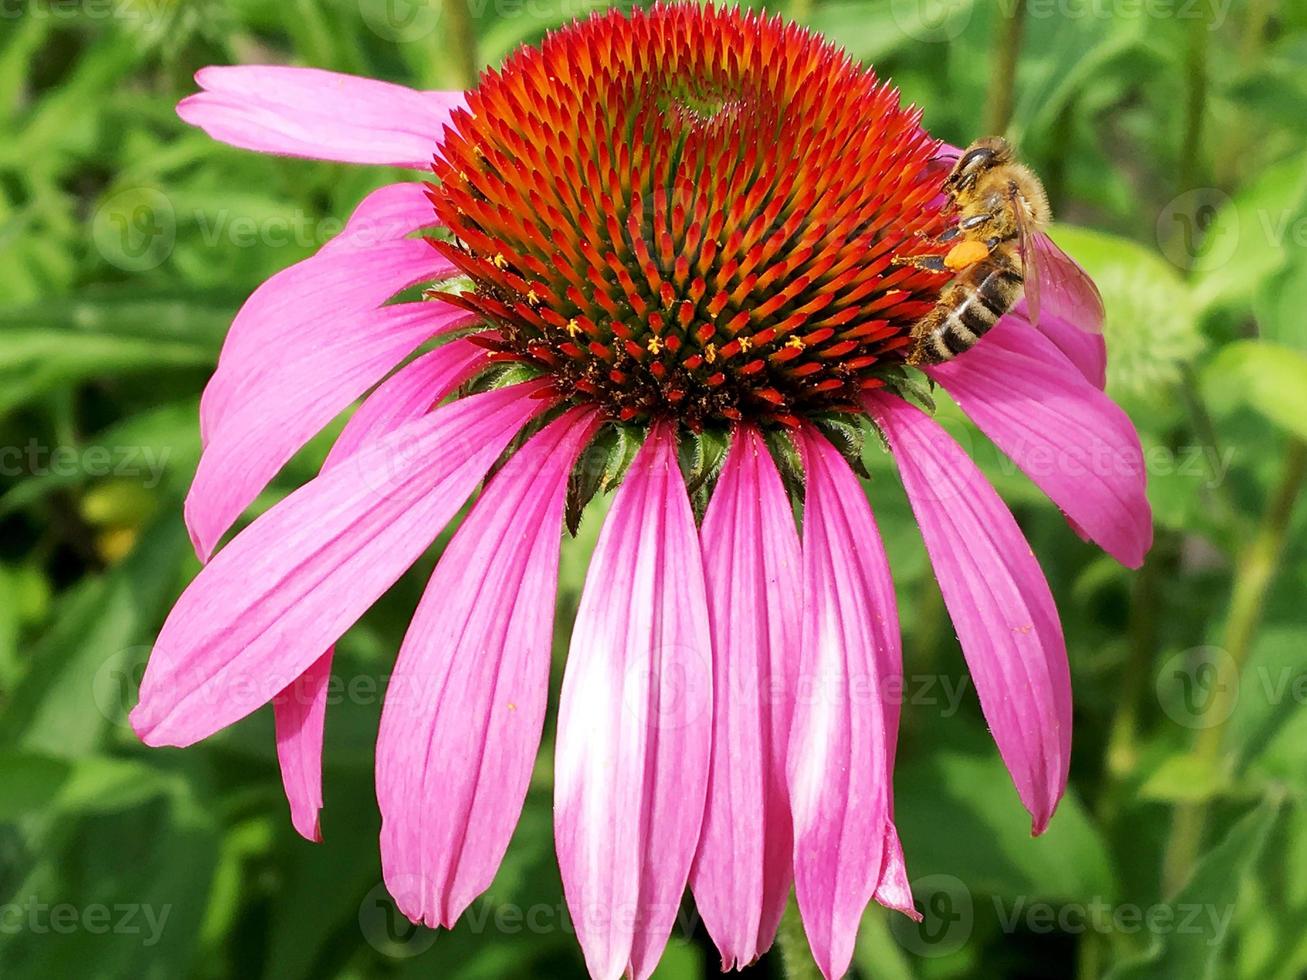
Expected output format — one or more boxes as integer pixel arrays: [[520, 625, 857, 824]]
[[1014, 300, 1108, 389], [865, 392, 1071, 834], [554, 422, 713, 980], [690, 425, 801, 970], [178, 66, 465, 168], [928, 317, 1151, 568], [787, 425, 906, 980], [131, 382, 548, 748], [187, 302, 477, 560], [272, 650, 332, 842], [271, 338, 490, 842], [378, 407, 600, 928]]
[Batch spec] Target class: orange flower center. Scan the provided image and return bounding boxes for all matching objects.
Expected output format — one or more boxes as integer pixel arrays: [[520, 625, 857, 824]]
[[430, 3, 950, 428]]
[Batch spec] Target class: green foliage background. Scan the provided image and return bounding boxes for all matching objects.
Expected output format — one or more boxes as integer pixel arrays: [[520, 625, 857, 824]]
[[2, 0, 1306, 977]]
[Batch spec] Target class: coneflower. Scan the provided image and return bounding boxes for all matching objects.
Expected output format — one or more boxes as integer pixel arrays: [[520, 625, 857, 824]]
[[133, 5, 1151, 978]]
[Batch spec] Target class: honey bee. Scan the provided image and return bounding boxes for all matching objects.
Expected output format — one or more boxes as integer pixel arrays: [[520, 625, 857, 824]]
[[893, 136, 1104, 365]]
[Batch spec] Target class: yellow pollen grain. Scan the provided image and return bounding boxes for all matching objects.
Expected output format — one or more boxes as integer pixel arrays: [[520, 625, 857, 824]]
[[493, 252, 509, 269], [527, 288, 540, 304], [704, 343, 717, 364], [565, 318, 582, 337], [785, 335, 806, 350], [737, 336, 753, 353], [647, 336, 664, 355]]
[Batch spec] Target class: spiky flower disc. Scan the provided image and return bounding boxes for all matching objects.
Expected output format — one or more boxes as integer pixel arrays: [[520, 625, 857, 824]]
[[431, 3, 951, 428]]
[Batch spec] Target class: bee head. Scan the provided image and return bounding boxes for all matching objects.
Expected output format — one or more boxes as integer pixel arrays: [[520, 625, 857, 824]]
[[944, 136, 1013, 196]]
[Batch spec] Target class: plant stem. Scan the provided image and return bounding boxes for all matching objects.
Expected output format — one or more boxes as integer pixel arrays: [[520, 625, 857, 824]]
[[776, 895, 822, 980], [1177, 3, 1210, 194], [444, 0, 479, 89], [1160, 438, 1307, 895], [984, 0, 1027, 137], [1101, 548, 1164, 814]]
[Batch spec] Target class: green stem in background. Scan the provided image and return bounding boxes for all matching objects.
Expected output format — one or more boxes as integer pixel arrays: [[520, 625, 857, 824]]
[[1078, 536, 1171, 980], [1160, 437, 1307, 896], [444, 0, 479, 89], [1101, 548, 1165, 814], [789, 0, 813, 24], [290, 0, 338, 68], [1215, 0, 1277, 186], [1180, 366, 1249, 543], [1176, 2, 1210, 195], [983, 0, 1027, 137], [776, 896, 822, 980]]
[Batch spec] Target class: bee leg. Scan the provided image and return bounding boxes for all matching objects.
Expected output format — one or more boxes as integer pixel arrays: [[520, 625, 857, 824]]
[[958, 210, 998, 231], [912, 225, 961, 244], [890, 253, 947, 271]]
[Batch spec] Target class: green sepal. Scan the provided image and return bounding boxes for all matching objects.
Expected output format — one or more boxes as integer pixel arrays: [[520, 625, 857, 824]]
[[873, 363, 937, 415], [764, 427, 805, 506], [678, 425, 731, 522], [564, 422, 642, 536], [469, 360, 547, 394], [812, 412, 871, 480]]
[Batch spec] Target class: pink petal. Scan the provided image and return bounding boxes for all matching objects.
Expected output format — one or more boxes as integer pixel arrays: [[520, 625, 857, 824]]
[[928, 317, 1152, 568], [178, 66, 465, 168], [1013, 299, 1107, 389], [554, 423, 713, 980], [787, 425, 905, 980], [865, 392, 1071, 834], [272, 650, 332, 841], [271, 338, 490, 842], [319, 182, 441, 255], [690, 425, 801, 970], [378, 407, 600, 928], [187, 302, 476, 560], [130, 382, 547, 748], [198, 182, 454, 444]]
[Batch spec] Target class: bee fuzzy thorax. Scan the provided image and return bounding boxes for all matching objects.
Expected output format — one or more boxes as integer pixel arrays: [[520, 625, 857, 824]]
[[898, 137, 1056, 365]]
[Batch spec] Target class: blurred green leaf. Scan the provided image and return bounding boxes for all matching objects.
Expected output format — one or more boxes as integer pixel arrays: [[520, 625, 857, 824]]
[[1194, 153, 1307, 314], [1104, 801, 1278, 979], [1202, 341, 1307, 441], [897, 747, 1116, 902], [0, 515, 192, 757]]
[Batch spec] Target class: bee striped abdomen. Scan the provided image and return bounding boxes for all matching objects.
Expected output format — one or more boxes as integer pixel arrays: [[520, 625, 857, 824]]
[[909, 255, 1023, 364]]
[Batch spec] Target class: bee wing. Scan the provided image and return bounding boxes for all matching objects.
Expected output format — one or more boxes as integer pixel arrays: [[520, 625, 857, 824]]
[[1013, 188, 1043, 326], [1029, 231, 1106, 335]]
